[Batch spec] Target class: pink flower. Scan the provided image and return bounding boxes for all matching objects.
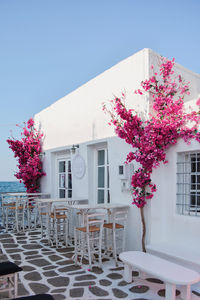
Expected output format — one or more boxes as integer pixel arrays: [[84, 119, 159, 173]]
[[27, 118, 34, 128], [196, 98, 200, 106], [23, 128, 29, 136], [103, 57, 200, 208], [7, 118, 46, 193]]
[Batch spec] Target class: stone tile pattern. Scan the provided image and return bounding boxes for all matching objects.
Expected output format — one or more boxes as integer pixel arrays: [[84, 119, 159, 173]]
[[0, 229, 187, 300]]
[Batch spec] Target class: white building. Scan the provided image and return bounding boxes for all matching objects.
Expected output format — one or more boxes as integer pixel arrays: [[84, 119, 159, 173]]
[[35, 48, 200, 281]]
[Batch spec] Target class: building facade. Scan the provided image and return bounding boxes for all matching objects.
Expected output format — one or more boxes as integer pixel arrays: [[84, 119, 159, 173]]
[[35, 49, 200, 278]]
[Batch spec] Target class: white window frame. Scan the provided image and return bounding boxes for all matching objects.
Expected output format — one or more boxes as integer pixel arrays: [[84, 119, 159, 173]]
[[96, 148, 110, 204], [177, 151, 200, 216], [57, 158, 72, 199]]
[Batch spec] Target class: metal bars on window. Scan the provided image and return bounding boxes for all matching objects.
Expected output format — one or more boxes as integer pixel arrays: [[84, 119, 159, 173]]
[[177, 152, 200, 216]]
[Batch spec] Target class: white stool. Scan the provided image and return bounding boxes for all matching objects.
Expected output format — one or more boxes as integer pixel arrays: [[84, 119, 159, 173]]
[[25, 197, 38, 230], [74, 212, 105, 269], [5, 199, 26, 232], [104, 209, 128, 266], [49, 205, 68, 248], [37, 201, 49, 238]]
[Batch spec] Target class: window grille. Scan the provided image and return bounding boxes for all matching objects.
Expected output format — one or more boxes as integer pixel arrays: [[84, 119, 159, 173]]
[[177, 152, 200, 216]]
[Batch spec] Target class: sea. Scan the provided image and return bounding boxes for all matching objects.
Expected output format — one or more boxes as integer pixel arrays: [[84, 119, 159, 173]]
[[0, 181, 26, 194]]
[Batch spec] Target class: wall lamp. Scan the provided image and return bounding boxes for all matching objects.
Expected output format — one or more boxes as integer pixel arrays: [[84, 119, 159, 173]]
[[71, 144, 79, 154]]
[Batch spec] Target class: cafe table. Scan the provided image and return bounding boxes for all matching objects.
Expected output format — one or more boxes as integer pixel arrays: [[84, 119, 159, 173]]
[[1, 193, 50, 230], [35, 198, 88, 208], [5, 193, 51, 200], [64, 203, 130, 226], [35, 198, 88, 243], [66, 203, 130, 259]]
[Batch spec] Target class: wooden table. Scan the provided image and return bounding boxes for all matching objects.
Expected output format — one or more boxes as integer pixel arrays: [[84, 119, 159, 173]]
[[64, 203, 129, 211], [36, 198, 87, 204], [64, 203, 130, 225], [1, 193, 50, 231], [5, 193, 51, 199], [36, 198, 88, 243]]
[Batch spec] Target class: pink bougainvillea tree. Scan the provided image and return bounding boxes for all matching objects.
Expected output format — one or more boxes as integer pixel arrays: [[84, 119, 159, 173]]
[[104, 58, 200, 251], [7, 118, 46, 193]]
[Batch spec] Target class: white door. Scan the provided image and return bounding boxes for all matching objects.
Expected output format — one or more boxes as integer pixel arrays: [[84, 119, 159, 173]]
[[58, 159, 72, 199]]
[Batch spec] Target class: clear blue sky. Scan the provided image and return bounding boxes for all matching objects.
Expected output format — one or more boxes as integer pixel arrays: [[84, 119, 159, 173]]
[[0, 0, 200, 181]]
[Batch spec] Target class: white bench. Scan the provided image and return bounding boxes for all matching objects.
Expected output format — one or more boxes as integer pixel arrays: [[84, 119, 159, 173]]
[[146, 243, 200, 273], [119, 251, 200, 300]]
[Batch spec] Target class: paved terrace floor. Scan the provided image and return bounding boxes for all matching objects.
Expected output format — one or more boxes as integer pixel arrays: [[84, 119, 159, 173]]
[[0, 227, 200, 300]]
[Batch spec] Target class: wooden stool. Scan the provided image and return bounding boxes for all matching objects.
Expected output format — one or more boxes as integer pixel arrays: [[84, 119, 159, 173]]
[[74, 213, 105, 269], [49, 206, 68, 248], [104, 209, 128, 266]]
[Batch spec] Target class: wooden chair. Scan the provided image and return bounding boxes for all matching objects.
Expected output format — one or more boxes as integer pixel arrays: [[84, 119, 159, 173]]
[[104, 209, 128, 266], [74, 212, 106, 269], [4, 198, 26, 232], [1, 194, 16, 230], [1, 194, 13, 228], [49, 205, 68, 248], [25, 196, 39, 230], [37, 201, 50, 238]]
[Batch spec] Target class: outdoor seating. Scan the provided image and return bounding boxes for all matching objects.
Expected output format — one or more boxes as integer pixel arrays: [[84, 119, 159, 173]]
[[49, 205, 68, 248], [34, 198, 90, 246], [76, 209, 96, 226], [74, 212, 106, 269], [1, 194, 15, 228], [0, 261, 22, 298], [76, 211, 83, 227], [26, 196, 40, 230], [2, 201, 15, 230], [1, 193, 51, 233], [4, 198, 26, 232], [104, 209, 128, 266], [36, 201, 49, 238], [1, 194, 17, 230]]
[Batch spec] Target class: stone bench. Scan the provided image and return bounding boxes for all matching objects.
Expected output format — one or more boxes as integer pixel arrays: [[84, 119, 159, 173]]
[[146, 243, 200, 273], [119, 251, 200, 300]]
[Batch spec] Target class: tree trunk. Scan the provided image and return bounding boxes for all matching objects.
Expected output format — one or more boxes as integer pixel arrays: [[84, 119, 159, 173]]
[[140, 206, 146, 252]]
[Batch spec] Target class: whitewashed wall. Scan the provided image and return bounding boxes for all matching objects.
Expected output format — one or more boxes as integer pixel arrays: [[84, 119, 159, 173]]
[[35, 48, 200, 253], [149, 139, 200, 249], [40, 136, 142, 251], [34, 48, 150, 150], [148, 49, 200, 104], [35, 48, 200, 151]]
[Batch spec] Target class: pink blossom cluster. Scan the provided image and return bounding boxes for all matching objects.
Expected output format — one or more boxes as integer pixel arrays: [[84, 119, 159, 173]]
[[104, 58, 200, 208], [7, 118, 46, 193]]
